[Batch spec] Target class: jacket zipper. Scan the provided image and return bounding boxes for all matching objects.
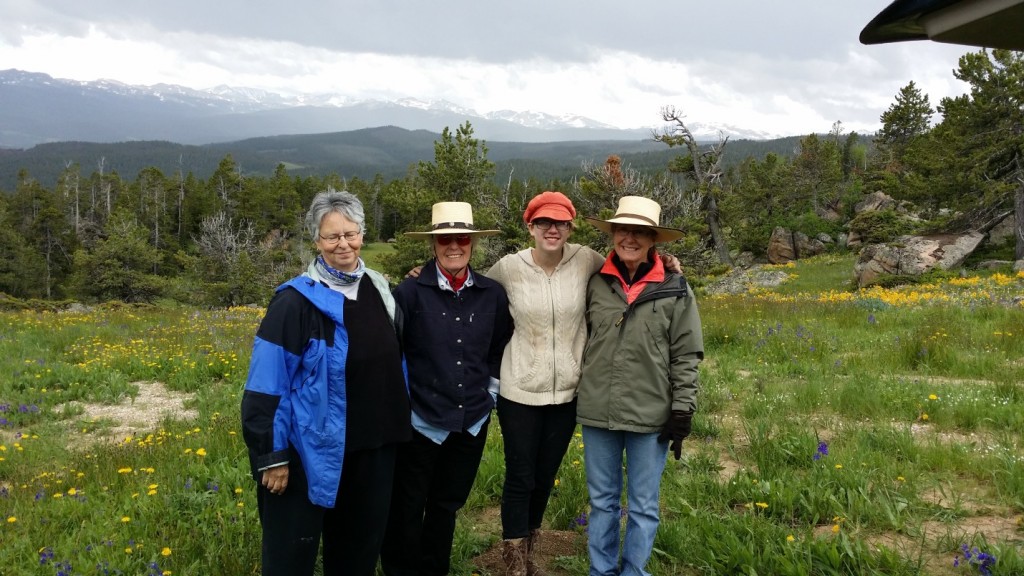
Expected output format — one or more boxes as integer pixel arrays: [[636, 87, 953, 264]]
[[549, 275, 558, 402], [614, 281, 688, 336]]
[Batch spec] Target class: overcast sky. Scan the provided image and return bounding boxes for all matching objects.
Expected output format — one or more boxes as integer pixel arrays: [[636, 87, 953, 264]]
[[0, 1, 975, 138]]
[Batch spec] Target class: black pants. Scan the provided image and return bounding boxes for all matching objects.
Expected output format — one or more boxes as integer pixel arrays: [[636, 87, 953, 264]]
[[380, 422, 490, 576], [496, 396, 578, 539], [256, 444, 397, 576]]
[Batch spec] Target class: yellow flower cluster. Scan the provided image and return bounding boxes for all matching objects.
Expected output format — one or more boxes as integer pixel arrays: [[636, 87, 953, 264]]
[[710, 269, 1023, 309]]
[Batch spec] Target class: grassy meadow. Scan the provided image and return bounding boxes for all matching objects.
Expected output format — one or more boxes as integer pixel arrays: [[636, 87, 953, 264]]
[[0, 254, 1022, 575]]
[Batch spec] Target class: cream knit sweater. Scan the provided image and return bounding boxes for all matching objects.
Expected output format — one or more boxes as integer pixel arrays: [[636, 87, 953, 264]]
[[486, 243, 605, 406]]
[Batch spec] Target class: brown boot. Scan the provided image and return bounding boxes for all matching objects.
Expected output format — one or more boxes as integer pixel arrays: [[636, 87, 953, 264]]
[[525, 529, 546, 576], [502, 538, 527, 576]]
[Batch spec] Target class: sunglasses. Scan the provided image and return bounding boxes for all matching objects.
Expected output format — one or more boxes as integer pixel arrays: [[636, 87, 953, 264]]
[[436, 234, 472, 246]]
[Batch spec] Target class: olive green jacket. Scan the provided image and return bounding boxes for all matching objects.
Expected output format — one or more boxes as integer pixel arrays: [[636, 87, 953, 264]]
[[576, 268, 704, 433]]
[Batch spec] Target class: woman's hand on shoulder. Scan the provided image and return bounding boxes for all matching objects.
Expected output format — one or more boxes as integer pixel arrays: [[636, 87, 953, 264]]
[[661, 253, 682, 274]]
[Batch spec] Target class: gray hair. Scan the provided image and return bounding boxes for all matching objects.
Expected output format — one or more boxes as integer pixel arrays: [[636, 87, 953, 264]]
[[304, 188, 365, 241]]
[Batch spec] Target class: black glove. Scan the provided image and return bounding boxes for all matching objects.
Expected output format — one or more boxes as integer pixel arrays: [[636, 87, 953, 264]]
[[658, 410, 693, 460]]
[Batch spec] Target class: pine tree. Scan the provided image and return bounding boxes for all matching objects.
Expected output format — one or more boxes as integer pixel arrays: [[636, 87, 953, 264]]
[[937, 49, 1024, 256]]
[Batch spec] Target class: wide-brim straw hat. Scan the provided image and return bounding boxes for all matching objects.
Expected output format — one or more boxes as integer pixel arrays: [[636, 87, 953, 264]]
[[585, 196, 685, 243], [404, 201, 500, 238]]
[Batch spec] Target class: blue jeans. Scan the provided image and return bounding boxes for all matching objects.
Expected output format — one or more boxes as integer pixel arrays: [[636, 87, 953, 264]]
[[582, 426, 668, 576]]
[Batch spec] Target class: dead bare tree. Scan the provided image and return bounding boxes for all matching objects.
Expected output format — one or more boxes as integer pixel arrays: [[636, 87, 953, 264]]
[[575, 156, 703, 220], [62, 160, 81, 236], [653, 106, 733, 266], [98, 157, 112, 218], [195, 212, 260, 266]]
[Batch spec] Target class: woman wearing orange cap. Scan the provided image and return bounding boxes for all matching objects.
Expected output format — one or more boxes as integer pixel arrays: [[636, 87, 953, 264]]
[[486, 192, 679, 576]]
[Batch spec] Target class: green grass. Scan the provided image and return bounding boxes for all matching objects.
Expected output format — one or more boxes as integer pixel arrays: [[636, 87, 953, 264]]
[[361, 241, 397, 272], [769, 253, 859, 295], [1, 257, 1022, 575]]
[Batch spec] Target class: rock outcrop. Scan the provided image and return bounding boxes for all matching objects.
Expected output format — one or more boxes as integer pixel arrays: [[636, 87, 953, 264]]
[[766, 227, 826, 264], [853, 231, 985, 287]]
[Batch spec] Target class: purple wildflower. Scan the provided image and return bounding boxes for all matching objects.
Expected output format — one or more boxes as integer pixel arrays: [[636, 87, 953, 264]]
[[813, 441, 829, 461]]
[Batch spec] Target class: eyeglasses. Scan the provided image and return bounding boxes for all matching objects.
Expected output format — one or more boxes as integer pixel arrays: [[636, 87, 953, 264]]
[[319, 230, 362, 245], [436, 234, 472, 246], [531, 219, 571, 231], [613, 226, 654, 239]]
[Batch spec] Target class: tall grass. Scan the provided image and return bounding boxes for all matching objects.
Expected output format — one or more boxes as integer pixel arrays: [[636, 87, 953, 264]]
[[1, 256, 1022, 575]]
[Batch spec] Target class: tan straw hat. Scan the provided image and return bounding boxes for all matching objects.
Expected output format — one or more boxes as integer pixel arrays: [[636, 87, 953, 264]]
[[404, 201, 500, 238], [585, 196, 685, 243]]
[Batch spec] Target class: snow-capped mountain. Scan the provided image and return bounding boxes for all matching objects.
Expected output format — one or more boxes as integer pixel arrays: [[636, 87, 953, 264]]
[[0, 69, 767, 148]]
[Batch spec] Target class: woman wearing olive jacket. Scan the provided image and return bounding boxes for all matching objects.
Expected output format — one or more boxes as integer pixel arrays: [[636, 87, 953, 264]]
[[576, 196, 704, 576]]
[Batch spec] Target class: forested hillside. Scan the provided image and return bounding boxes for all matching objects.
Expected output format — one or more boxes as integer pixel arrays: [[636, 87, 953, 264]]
[[0, 126, 807, 192], [1, 49, 1021, 307]]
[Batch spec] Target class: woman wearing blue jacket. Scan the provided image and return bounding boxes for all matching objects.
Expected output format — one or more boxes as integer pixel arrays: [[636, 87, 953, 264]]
[[241, 189, 411, 576]]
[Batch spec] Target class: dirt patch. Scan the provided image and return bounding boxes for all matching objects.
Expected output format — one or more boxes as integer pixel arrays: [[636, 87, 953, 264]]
[[60, 381, 197, 444], [470, 529, 585, 576], [716, 451, 745, 481], [892, 375, 997, 388], [866, 517, 1023, 576]]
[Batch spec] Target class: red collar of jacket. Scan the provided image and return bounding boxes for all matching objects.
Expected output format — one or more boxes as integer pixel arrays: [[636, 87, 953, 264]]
[[599, 250, 665, 304]]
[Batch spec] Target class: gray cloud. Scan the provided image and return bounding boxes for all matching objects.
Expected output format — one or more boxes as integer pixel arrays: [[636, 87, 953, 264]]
[[0, 1, 952, 63], [0, 1, 976, 136]]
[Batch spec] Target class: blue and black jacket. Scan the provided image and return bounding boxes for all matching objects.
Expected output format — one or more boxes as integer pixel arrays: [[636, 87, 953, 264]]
[[240, 269, 401, 508]]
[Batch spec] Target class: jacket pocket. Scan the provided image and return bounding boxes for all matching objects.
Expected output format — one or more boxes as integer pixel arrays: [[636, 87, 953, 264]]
[[643, 317, 671, 369], [508, 335, 542, 390], [293, 343, 328, 433]]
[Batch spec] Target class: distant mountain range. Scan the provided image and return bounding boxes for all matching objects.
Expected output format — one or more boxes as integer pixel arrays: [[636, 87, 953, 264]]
[[0, 69, 778, 148]]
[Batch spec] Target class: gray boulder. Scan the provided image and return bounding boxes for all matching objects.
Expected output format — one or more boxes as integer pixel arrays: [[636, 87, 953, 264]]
[[854, 191, 896, 214], [988, 214, 1017, 246], [854, 231, 985, 287], [766, 227, 827, 264], [975, 260, 1014, 270]]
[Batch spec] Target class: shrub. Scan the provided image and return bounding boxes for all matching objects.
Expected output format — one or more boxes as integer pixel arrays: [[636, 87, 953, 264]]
[[848, 209, 920, 244]]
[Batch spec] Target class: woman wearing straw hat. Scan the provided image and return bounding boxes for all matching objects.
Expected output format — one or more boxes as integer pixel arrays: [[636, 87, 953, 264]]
[[576, 196, 704, 576], [486, 191, 682, 576], [380, 201, 513, 576]]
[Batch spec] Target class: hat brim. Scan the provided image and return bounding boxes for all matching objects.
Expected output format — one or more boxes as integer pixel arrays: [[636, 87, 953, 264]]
[[526, 205, 575, 223], [585, 216, 685, 243], [404, 227, 501, 239]]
